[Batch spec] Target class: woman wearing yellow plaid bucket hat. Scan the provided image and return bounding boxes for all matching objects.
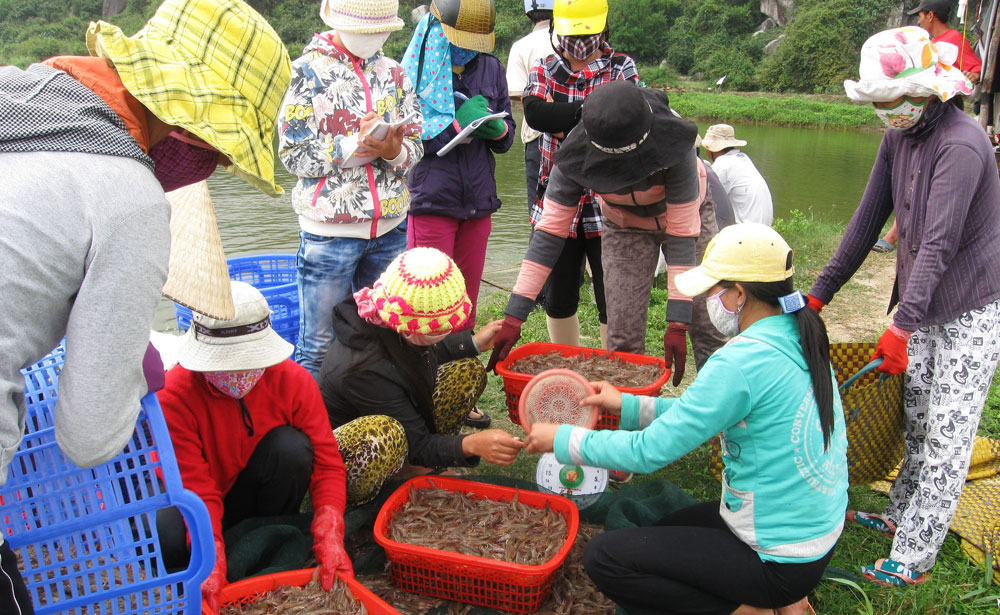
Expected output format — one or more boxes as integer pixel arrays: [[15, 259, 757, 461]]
[[318, 247, 524, 505], [525, 224, 847, 615], [0, 1, 289, 612]]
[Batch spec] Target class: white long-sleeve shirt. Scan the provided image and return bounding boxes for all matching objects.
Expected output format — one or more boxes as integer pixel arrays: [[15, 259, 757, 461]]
[[711, 149, 774, 226], [506, 20, 555, 144]]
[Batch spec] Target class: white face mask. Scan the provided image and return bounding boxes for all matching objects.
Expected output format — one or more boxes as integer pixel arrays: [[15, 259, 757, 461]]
[[873, 97, 928, 130], [339, 31, 391, 60], [707, 288, 742, 338]]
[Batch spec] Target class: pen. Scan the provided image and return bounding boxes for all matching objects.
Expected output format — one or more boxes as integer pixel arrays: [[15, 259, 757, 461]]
[[454, 91, 494, 113]]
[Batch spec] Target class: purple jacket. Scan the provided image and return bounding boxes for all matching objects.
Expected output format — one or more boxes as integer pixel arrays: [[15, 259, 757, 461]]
[[811, 101, 1000, 330], [407, 53, 515, 219]]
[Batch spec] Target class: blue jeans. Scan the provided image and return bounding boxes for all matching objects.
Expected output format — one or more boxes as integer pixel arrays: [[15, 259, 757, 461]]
[[295, 225, 407, 377]]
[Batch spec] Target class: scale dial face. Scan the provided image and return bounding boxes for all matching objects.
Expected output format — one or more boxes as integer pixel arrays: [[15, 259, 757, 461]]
[[535, 453, 608, 509]]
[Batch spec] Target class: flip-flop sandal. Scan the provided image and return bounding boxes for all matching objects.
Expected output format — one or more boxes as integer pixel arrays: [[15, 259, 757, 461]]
[[846, 510, 897, 538], [463, 407, 492, 429], [871, 238, 896, 253], [861, 558, 930, 587]]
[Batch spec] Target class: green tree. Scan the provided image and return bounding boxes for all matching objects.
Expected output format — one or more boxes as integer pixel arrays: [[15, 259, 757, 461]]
[[757, 0, 899, 93]]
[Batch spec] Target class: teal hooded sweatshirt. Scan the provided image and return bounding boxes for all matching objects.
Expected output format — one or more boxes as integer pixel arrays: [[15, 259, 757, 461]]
[[554, 314, 848, 563]]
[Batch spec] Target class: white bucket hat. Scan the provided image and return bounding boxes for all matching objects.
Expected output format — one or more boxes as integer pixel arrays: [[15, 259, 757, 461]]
[[320, 0, 404, 32], [844, 26, 972, 103], [700, 124, 746, 152], [178, 281, 293, 372]]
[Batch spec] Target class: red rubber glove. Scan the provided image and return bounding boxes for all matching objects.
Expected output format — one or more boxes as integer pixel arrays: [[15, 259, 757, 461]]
[[485, 315, 524, 372], [872, 324, 912, 375], [312, 504, 353, 590], [202, 538, 227, 614], [663, 322, 689, 387], [805, 294, 826, 313]]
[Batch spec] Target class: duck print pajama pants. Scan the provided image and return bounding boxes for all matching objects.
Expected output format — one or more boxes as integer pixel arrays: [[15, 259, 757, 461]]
[[884, 299, 1000, 573]]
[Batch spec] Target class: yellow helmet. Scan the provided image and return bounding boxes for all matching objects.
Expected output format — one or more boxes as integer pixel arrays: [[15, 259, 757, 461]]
[[553, 0, 608, 36]]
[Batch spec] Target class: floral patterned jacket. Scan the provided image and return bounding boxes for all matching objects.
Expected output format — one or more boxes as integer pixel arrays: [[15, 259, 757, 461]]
[[279, 33, 423, 238]]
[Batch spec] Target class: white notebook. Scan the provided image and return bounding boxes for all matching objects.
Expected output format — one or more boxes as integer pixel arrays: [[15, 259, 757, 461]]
[[341, 111, 418, 168]]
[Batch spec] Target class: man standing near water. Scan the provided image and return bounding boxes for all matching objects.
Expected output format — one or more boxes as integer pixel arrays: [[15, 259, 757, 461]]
[[0, 0, 291, 611], [911, 0, 981, 86], [807, 27, 998, 587], [701, 124, 773, 226]]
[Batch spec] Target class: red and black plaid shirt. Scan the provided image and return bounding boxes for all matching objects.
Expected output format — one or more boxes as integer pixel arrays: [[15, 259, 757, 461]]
[[525, 44, 639, 237]]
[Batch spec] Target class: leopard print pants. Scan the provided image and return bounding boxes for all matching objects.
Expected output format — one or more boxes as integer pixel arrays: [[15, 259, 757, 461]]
[[335, 358, 487, 505]]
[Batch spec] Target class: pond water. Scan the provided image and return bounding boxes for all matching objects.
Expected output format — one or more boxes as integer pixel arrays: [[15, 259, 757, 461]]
[[153, 110, 885, 331]]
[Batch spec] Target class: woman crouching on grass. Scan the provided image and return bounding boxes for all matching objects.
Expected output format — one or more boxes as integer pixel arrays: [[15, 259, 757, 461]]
[[319, 247, 524, 505], [525, 223, 848, 615]]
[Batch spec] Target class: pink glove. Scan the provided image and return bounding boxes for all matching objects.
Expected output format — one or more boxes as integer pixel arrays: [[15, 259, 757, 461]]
[[872, 324, 912, 375], [312, 504, 353, 590], [485, 315, 524, 372], [805, 294, 826, 313], [202, 538, 227, 614], [663, 322, 689, 387]]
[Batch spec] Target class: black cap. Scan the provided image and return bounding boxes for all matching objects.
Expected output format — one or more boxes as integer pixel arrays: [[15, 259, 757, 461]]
[[907, 0, 953, 17]]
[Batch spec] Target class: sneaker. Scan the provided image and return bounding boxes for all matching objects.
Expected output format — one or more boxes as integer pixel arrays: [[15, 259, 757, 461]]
[[608, 469, 633, 484]]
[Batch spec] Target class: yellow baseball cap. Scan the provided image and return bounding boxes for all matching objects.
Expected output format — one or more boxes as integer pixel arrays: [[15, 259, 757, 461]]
[[675, 223, 794, 297]]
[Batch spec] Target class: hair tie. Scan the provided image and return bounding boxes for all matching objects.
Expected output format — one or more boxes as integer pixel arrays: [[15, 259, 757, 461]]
[[354, 287, 387, 327], [778, 290, 807, 314]]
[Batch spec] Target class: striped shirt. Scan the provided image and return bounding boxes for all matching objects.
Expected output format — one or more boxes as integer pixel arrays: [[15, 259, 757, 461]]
[[506, 151, 705, 324], [811, 101, 1000, 330]]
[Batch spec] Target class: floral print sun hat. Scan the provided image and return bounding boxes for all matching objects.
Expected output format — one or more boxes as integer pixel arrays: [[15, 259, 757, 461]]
[[844, 26, 972, 103]]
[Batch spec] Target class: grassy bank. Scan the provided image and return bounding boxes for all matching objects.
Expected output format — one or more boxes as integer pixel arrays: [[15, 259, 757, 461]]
[[469, 211, 1000, 614], [665, 90, 882, 130]]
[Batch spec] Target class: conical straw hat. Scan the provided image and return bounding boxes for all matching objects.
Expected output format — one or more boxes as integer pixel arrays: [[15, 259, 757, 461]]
[[161, 181, 235, 320]]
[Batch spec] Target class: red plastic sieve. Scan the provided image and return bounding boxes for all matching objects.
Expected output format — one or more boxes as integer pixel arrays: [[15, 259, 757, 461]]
[[518, 368, 598, 430]]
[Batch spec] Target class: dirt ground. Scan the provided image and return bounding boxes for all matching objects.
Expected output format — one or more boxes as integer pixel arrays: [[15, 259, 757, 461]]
[[816, 250, 897, 344]]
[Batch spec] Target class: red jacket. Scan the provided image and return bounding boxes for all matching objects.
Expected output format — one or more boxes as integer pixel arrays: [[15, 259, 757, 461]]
[[158, 359, 347, 543]]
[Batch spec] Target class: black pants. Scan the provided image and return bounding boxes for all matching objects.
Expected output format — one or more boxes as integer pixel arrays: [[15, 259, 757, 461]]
[[1, 539, 33, 615], [583, 501, 834, 615], [157, 426, 314, 571], [524, 138, 541, 209], [540, 218, 607, 323]]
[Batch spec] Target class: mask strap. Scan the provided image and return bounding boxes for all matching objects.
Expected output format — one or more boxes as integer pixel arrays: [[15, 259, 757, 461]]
[[168, 130, 217, 152]]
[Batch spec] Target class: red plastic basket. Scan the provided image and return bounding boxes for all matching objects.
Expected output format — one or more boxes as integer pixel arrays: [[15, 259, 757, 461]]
[[496, 342, 670, 430], [205, 568, 399, 615], [373, 476, 579, 614]]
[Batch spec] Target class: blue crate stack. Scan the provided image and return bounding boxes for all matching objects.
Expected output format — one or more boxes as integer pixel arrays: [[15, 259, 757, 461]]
[[1, 346, 213, 615], [174, 254, 299, 347]]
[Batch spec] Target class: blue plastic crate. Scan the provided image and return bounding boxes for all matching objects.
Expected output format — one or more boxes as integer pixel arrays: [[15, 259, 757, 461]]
[[174, 254, 299, 347], [1, 346, 213, 615]]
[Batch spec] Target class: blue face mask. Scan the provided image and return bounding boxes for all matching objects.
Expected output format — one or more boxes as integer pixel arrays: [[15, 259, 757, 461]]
[[451, 45, 479, 66]]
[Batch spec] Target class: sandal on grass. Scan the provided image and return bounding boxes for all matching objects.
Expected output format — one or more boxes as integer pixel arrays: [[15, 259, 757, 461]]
[[846, 510, 896, 538], [871, 238, 896, 253], [463, 407, 492, 429], [861, 558, 929, 587]]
